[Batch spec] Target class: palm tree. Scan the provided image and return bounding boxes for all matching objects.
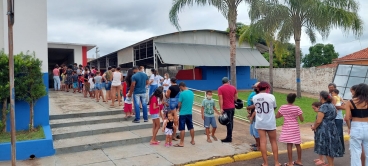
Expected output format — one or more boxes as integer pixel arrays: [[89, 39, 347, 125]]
[[249, 0, 363, 97], [169, 0, 248, 88]]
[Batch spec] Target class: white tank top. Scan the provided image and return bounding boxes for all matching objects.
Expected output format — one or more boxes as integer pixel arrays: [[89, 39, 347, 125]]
[[111, 72, 122, 86]]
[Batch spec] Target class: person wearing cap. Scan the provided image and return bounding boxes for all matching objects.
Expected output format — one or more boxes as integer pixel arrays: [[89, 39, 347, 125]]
[[247, 82, 260, 151], [218, 77, 238, 143]]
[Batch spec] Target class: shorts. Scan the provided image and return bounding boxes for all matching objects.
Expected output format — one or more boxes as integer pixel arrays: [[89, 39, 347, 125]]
[[204, 116, 217, 128], [165, 128, 173, 136], [250, 121, 259, 138], [84, 83, 90, 92], [124, 103, 132, 113], [105, 81, 112, 90], [151, 113, 160, 119], [179, 114, 194, 131], [89, 87, 95, 92], [73, 82, 78, 89], [169, 98, 179, 110], [95, 83, 102, 90]]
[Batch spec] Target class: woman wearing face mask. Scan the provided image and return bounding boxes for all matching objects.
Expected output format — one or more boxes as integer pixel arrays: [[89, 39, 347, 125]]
[[162, 73, 171, 94]]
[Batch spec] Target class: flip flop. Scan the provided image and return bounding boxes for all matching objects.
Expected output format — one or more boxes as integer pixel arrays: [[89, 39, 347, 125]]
[[250, 147, 259, 151], [293, 161, 303, 166], [190, 141, 195, 145], [315, 160, 325, 166], [173, 144, 184, 147], [249, 143, 257, 147], [211, 136, 218, 141], [207, 139, 212, 143], [150, 142, 159, 145]]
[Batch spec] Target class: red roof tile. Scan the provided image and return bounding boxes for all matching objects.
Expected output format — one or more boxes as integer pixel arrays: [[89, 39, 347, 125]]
[[335, 47, 368, 61], [317, 63, 338, 68]]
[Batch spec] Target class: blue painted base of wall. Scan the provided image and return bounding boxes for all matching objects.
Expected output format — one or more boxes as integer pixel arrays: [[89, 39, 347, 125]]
[[0, 73, 55, 161], [0, 125, 55, 161]]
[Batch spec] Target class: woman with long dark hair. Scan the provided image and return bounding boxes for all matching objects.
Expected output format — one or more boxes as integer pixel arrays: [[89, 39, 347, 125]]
[[166, 77, 180, 141], [65, 65, 73, 92], [346, 83, 368, 166], [312, 91, 343, 166]]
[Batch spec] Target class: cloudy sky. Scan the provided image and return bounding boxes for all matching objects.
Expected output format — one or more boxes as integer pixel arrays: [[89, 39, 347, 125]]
[[47, 0, 368, 59]]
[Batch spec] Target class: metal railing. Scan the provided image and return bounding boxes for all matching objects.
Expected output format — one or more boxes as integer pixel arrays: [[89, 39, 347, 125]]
[[188, 88, 249, 122]]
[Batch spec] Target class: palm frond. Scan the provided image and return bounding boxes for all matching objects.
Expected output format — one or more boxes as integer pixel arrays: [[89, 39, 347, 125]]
[[305, 26, 316, 44]]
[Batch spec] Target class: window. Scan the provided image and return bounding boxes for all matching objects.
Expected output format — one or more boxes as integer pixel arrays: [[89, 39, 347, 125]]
[[333, 64, 368, 99]]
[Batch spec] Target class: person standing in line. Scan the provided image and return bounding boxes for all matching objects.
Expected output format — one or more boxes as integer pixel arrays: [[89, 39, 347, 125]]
[[78, 65, 84, 93], [91, 66, 97, 75], [149, 88, 164, 145], [83, 68, 90, 98], [162, 73, 171, 94], [253, 81, 280, 166], [88, 73, 95, 98], [201, 90, 220, 143], [53, 65, 61, 91], [346, 84, 368, 166], [128, 66, 149, 123], [111, 67, 123, 107], [312, 91, 343, 166], [246, 82, 260, 151], [218, 77, 237, 143], [94, 71, 105, 102], [276, 93, 304, 166], [173, 82, 195, 147], [166, 77, 180, 141], [65, 65, 73, 92], [148, 69, 163, 97], [103, 66, 113, 101], [71, 71, 79, 93], [73, 63, 78, 72]]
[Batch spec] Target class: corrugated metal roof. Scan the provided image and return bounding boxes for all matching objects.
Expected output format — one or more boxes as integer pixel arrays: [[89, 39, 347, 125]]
[[155, 42, 269, 66]]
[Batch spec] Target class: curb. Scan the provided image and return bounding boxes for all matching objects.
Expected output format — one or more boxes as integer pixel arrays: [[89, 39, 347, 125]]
[[184, 135, 351, 166]]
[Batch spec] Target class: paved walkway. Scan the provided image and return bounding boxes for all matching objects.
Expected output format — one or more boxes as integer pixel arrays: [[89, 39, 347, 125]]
[[224, 142, 351, 166]]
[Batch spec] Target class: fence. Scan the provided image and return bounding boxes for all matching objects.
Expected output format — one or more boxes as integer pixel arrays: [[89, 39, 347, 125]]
[[188, 87, 249, 122]]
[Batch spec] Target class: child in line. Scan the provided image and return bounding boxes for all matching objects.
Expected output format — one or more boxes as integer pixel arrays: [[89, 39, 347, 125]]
[[331, 89, 343, 106], [276, 93, 304, 166], [124, 96, 133, 118], [72, 71, 78, 93], [201, 90, 220, 143], [88, 73, 95, 98], [61, 73, 66, 91], [311, 102, 326, 166], [162, 111, 175, 147], [94, 72, 105, 102], [149, 88, 163, 145]]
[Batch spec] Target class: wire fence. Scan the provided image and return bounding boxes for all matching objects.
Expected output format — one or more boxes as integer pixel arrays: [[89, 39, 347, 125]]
[[188, 88, 249, 122]]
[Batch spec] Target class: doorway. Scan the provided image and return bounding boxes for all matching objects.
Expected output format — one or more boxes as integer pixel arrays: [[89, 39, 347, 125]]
[[48, 48, 74, 88]]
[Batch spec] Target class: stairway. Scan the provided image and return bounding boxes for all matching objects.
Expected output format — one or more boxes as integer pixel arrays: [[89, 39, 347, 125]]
[[50, 110, 205, 154]]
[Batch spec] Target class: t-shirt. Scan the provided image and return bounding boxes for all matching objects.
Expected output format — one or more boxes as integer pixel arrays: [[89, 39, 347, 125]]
[[202, 99, 216, 117], [77, 69, 81, 75], [253, 93, 277, 130], [169, 85, 180, 98], [89, 78, 95, 89], [163, 79, 171, 91], [247, 91, 256, 106], [150, 74, 163, 85], [72, 75, 78, 83], [94, 76, 102, 84], [112, 72, 122, 86], [53, 68, 59, 76], [218, 84, 237, 109], [105, 70, 112, 81], [149, 96, 159, 114], [131, 72, 149, 94], [73, 66, 78, 72], [179, 89, 194, 115]]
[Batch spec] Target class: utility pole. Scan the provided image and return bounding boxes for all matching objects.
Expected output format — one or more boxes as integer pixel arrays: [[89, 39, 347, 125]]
[[7, 0, 16, 165], [95, 47, 99, 58]]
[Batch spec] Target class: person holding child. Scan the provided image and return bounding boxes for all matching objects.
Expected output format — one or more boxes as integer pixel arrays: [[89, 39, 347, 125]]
[[201, 90, 220, 143], [276, 93, 304, 166]]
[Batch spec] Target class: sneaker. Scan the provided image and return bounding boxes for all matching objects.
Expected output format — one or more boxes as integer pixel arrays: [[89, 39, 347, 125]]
[[132, 119, 140, 123], [144, 120, 149, 122], [169, 143, 172, 146], [221, 139, 232, 143], [165, 143, 169, 147]]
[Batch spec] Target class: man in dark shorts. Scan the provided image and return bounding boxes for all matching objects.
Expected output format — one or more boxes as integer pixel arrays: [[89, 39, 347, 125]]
[[218, 77, 238, 143], [174, 82, 195, 147]]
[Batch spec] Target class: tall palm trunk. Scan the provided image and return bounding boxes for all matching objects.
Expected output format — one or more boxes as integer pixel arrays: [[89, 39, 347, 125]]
[[29, 101, 34, 131], [1, 99, 7, 133], [269, 41, 274, 93], [228, 7, 237, 88], [294, 31, 302, 97]]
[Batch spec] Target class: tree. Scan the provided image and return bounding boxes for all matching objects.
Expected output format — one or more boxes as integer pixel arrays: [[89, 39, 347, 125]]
[[250, 0, 363, 97], [226, 22, 248, 36], [14, 53, 46, 131], [302, 43, 339, 68], [169, 0, 248, 88], [0, 51, 9, 133], [261, 43, 301, 68]]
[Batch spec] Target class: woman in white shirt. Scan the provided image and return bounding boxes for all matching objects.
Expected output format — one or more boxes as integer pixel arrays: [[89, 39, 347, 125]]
[[252, 81, 280, 166], [111, 67, 123, 107], [162, 73, 171, 93], [148, 69, 163, 97]]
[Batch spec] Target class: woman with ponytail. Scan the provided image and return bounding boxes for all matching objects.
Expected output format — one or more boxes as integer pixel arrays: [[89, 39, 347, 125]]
[[312, 91, 343, 166]]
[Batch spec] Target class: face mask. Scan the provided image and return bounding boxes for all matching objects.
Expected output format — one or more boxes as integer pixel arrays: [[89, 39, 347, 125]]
[[207, 95, 212, 100]]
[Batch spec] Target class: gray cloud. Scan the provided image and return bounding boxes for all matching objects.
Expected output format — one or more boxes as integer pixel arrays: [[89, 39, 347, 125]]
[[47, 0, 368, 59]]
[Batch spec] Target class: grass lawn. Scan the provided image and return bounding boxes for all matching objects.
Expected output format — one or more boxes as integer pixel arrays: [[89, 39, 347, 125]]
[[194, 90, 320, 126], [0, 126, 45, 143]]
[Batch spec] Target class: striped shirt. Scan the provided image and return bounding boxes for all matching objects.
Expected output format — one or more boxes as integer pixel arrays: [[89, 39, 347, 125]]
[[278, 104, 303, 144]]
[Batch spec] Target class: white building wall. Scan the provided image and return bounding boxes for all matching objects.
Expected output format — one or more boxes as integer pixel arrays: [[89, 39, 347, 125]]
[[0, 0, 48, 72], [48, 43, 83, 65], [154, 31, 251, 48], [118, 46, 133, 64]]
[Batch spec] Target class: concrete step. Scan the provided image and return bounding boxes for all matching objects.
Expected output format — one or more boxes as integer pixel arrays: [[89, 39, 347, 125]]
[[49, 110, 123, 120], [54, 126, 205, 154], [50, 112, 149, 128], [52, 120, 159, 140]]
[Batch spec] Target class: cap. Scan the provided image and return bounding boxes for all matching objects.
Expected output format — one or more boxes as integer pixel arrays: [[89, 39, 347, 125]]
[[222, 77, 229, 83], [252, 82, 260, 88]]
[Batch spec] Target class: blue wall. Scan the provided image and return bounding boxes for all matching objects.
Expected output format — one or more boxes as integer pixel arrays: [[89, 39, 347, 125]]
[[178, 66, 257, 90], [0, 73, 55, 161]]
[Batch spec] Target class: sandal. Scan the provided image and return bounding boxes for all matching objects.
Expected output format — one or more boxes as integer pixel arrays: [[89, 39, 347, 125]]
[[207, 139, 212, 143], [249, 143, 257, 147], [211, 136, 218, 141], [293, 161, 303, 166], [250, 147, 259, 151], [315, 160, 325, 166]]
